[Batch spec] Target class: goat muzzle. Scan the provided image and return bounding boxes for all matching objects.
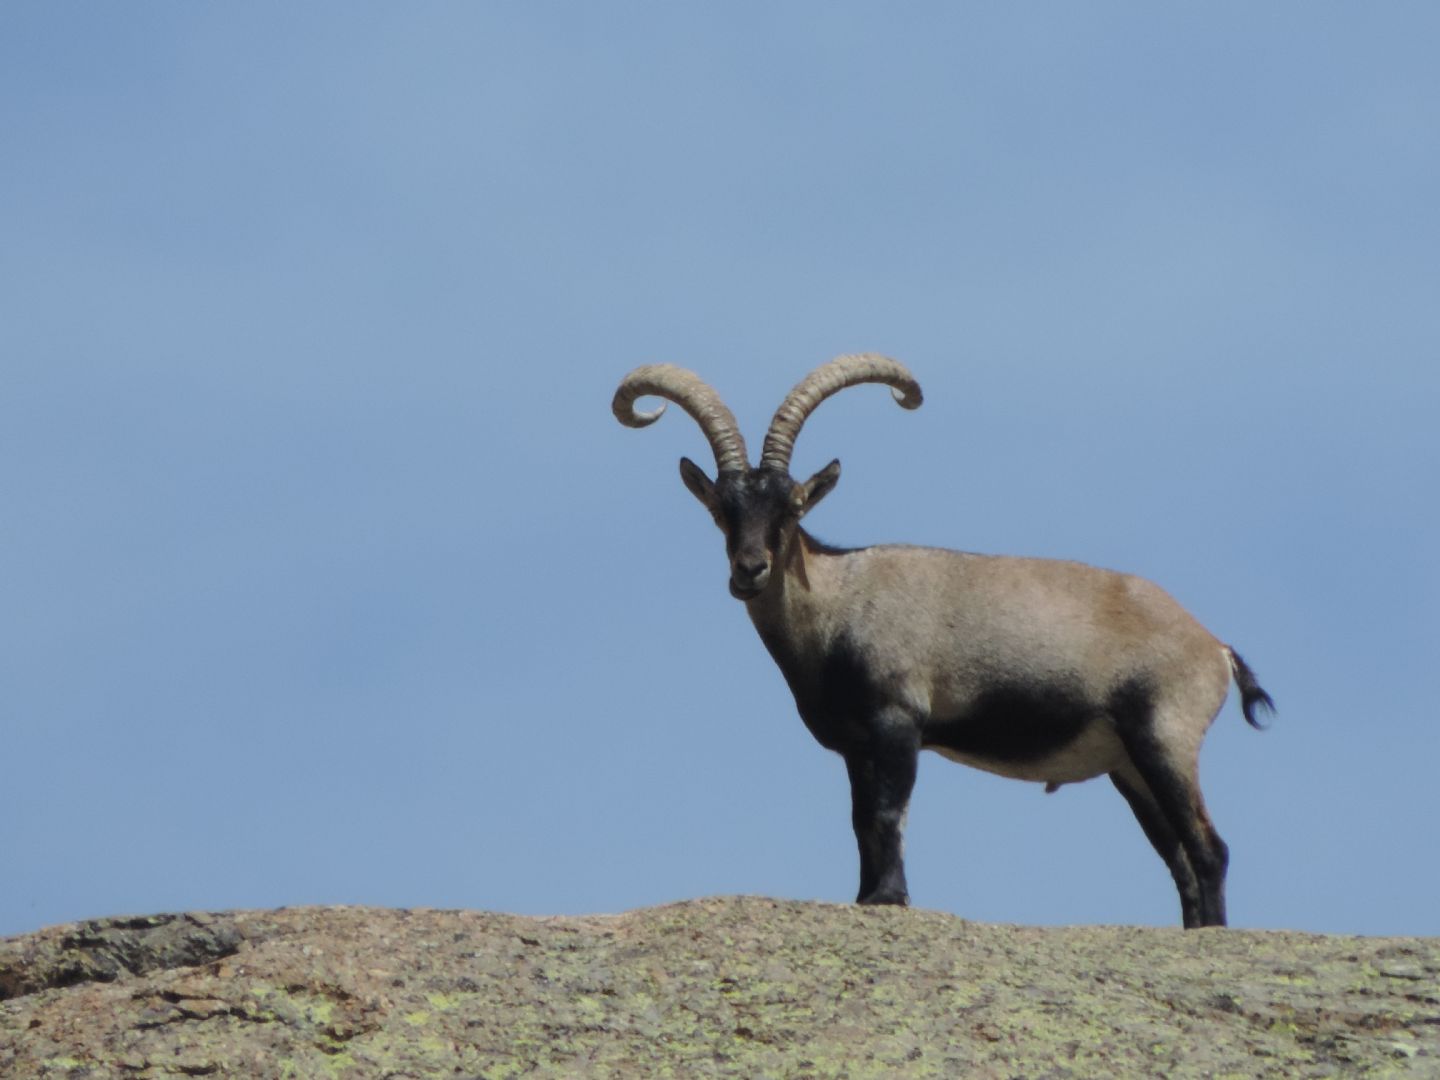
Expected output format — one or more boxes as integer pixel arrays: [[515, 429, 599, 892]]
[[729, 559, 771, 600]]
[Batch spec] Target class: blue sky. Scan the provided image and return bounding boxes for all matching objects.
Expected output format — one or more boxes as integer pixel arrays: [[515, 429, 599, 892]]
[[3, 5, 1437, 938]]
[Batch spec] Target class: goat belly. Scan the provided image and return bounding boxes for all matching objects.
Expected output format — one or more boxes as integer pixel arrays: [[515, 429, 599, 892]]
[[921, 689, 1127, 785]]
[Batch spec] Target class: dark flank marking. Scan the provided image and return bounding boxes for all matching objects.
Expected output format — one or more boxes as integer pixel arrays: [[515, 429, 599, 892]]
[[1106, 675, 1157, 737], [922, 679, 1099, 765]]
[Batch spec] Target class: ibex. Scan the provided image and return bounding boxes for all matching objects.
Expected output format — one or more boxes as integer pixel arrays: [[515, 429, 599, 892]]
[[612, 355, 1272, 927]]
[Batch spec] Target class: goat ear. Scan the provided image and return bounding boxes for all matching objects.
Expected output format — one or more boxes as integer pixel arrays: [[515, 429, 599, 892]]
[[678, 456, 716, 508], [799, 458, 841, 516]]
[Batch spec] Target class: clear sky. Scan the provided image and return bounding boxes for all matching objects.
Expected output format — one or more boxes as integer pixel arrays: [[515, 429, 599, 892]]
[[4, 5, 1437, 939]]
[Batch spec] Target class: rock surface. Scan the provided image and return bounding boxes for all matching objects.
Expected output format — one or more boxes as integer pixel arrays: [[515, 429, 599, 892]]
[[2, 897, 1437, 1077]]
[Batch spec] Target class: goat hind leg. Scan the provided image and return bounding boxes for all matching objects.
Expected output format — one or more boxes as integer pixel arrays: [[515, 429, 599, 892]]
[[1113, 729, 1229, 927], [1111, 768, 1203, 928]]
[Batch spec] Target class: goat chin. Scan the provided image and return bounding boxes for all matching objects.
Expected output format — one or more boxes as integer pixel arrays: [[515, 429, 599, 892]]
[[729, 576, 768, 600]]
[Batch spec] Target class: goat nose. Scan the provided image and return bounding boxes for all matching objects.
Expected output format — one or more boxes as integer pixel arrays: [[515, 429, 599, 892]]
[[736, 556, 768, 580]]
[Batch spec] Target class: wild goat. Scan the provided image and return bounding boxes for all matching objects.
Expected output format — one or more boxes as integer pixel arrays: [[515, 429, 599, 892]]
[[612, 355, 1273, 928]]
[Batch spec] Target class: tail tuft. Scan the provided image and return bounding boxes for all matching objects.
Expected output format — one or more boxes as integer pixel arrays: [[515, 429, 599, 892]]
[[1226, 647, 1275, 729]]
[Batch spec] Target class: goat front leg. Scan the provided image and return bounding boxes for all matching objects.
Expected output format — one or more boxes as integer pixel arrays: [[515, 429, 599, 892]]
[[843, 716, 919, 906]]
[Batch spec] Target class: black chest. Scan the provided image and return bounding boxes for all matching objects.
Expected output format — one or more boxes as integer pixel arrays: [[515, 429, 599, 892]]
[[756, 625, 882, 753]]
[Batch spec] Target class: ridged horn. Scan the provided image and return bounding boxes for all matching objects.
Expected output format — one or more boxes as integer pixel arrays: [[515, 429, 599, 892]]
[[759, 354, 922, 472], [612, 364, 750, 475]]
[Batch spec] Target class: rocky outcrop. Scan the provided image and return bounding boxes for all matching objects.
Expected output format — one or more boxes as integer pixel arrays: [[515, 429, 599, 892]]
[[3, 897, 1437, 1077]]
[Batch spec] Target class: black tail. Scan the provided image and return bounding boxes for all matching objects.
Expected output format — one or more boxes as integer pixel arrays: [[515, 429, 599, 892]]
[[1227, 648, 1275, 729]]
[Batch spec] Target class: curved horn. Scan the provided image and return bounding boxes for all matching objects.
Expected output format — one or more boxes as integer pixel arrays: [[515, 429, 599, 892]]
[[612, 364, 750, 474], [759, 353, 922, 472]]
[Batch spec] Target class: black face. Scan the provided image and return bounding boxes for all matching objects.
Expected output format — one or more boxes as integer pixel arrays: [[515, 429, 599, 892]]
[[712, 469, 802, 599], [679, 457, 841, 601]]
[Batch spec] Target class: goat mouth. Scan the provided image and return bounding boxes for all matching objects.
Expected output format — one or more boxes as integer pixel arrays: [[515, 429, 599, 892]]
[[729, 578, 767, 601]]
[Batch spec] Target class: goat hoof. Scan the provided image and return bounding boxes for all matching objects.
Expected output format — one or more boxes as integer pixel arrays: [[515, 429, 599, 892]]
[[857, 890, 909, 907]]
